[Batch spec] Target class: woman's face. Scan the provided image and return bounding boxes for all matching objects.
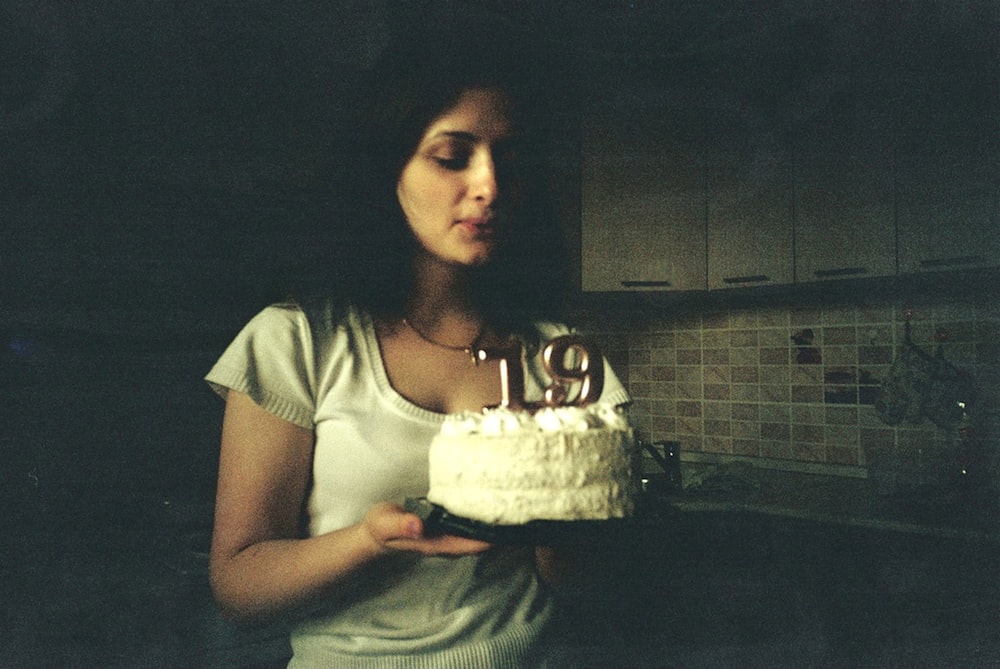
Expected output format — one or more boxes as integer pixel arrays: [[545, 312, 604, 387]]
[[396, 87, 519, 268]]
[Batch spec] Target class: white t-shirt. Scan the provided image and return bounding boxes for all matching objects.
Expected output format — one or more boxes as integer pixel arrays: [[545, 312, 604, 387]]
[[206, 302, 630, 668]]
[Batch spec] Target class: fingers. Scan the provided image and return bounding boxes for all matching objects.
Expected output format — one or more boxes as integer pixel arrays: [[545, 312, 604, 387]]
[[363, 502, 492, 556], [364, 502, 422, 545], [394, 534, 493, 556]]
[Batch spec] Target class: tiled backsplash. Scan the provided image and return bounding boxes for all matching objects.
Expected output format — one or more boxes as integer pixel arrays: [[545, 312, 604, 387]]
[[577, 280, 1000, 484]]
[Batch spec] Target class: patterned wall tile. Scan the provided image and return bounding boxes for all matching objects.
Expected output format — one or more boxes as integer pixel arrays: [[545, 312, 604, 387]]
[[579, 287, 1000, 478]]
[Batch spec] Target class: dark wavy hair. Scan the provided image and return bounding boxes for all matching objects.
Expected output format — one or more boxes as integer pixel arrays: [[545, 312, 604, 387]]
[[299, 13, 570, 336]]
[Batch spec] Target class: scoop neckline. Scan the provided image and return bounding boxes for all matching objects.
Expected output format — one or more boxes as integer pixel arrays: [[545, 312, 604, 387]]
[[355, 308, 450, 424]]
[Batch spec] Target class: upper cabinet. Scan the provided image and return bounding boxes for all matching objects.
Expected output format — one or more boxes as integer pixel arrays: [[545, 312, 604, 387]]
[[897, 125, 1000, 274], [706, 102, 793, 289], [792, 61, 897, 282], [578, 4, 999, 292], [893, 17, 1000, 275], [581, 89, 706, 292]]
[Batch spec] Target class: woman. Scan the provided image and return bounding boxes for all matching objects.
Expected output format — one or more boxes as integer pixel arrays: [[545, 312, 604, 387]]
[[205, 19, 630, 668]]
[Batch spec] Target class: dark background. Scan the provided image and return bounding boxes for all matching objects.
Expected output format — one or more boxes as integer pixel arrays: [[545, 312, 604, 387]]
[[2, 1, 998, 666]]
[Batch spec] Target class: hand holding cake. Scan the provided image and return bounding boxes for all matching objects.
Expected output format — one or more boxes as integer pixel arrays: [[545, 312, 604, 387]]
[[361, 502, 494, 556]]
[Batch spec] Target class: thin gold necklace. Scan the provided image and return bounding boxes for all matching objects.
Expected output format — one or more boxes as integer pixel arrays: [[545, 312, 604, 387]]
[[402, 317, 483, 365]]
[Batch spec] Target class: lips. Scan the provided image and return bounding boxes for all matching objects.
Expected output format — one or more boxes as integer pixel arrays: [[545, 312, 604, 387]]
[[456, 213, 497, 236]]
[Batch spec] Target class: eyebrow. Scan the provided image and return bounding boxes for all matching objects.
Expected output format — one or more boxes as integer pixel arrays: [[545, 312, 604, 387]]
[[421, 131, 522, 158], [426, 130, 478, 143]]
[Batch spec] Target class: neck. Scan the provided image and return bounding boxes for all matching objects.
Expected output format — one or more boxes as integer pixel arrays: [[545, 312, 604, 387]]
[[407, 252, 479, 326]]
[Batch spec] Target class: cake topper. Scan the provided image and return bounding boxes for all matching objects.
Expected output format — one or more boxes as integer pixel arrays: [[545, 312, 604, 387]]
[[474, 339, 525, 409], [541, 335, 605, 407], [476, 334, 605, 409]]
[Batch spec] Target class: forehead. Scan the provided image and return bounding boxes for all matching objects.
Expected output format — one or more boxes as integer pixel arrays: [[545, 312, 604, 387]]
[[420, 88, 514, 142]]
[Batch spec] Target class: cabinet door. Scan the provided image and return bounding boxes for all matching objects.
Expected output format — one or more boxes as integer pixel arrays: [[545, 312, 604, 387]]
[[581, 91, 706, 292], [895, 35, 1000, 274], [793, 84, 896, 282], [707, 103, 793, 289]]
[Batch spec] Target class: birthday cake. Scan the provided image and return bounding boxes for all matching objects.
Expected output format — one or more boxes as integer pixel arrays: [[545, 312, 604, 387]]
[[426, 403, 638, 525]]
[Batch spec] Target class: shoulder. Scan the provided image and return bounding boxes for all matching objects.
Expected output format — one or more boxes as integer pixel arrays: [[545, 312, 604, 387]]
[[243, 300, 361, 342], [219, 303, 303, 348], [523, 320, 572, 352], [530, 320, 572, 340], [219, 301, 363, 376], [238, 301, 307, 330]]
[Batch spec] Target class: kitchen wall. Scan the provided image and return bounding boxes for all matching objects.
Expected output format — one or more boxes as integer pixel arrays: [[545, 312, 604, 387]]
[[575, 277, 1000, 487]]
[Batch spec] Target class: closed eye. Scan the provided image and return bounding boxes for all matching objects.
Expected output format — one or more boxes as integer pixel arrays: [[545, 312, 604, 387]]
[[432, 156, 469, 170]]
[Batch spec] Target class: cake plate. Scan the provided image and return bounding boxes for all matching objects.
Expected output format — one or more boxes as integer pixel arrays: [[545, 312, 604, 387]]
[[403, 497, 640, 545]]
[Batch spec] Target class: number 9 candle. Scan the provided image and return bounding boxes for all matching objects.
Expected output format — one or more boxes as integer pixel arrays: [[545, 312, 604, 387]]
[[476, 334, 604, 409]]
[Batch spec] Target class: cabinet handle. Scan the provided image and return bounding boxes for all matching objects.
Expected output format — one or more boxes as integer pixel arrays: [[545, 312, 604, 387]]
[[722, 274, 771, 284], [621, 280, 672, 288], [814, 267, 867, 278], [919, 256, 986, 268]]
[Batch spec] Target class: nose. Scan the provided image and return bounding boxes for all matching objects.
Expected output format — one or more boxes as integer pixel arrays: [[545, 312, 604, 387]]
[[468, 150, 498, 204]]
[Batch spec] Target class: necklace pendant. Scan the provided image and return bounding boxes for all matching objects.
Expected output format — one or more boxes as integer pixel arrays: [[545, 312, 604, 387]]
[[402, 317, 484, 366]]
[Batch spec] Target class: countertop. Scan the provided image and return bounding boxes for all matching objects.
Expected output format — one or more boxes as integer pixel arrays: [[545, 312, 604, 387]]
[[642, 461, 1000, 545]]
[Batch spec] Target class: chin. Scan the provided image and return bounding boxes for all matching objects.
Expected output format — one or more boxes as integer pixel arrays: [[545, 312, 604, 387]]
[[458, 244, 499, 267], [456, 256, 493, 270]]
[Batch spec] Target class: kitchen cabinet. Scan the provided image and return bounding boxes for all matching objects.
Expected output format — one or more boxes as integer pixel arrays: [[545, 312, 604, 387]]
[[894, 32, 1000, 275], [578, 6, 999, 294], [706, 104, 793, 289], [897, 134, 1000, 275], [580, 89, 706, 292], [792, 75, 897, 283]]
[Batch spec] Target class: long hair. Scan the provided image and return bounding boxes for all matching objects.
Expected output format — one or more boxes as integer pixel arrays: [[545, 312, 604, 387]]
[[299, 13, 570, 335]]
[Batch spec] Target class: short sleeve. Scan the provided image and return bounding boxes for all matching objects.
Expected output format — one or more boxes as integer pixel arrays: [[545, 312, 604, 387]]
[[205, 305, 316, 428]]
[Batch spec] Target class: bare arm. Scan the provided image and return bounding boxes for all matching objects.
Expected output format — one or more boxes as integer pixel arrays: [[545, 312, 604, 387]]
[[209, 390, 490, 624]]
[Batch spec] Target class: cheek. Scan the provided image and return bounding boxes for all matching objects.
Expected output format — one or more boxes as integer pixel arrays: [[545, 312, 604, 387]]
[[399, 175, 456, 219], [396, 180, 412, 215], [396, 179, 426, 226]]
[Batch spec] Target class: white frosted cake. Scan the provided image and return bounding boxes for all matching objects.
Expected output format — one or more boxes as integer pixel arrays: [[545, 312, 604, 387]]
[[426, 403, 638, 525]]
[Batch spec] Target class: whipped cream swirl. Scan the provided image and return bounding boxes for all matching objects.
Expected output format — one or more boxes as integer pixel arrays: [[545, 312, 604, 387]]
[[439, 403, 628, 437]]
